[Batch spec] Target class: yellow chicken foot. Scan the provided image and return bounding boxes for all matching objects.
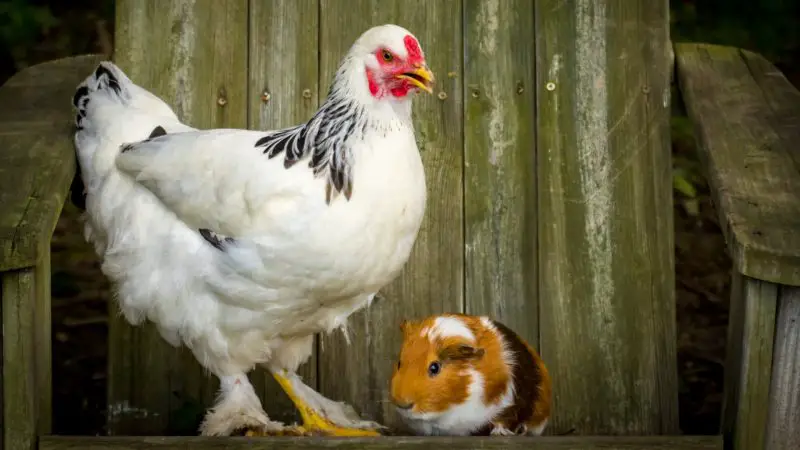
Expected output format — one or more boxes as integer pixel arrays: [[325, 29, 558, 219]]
[[271, 371, 382, 437]]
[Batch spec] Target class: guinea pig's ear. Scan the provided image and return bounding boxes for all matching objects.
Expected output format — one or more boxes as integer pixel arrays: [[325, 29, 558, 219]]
[[439, 344, 485, 362]]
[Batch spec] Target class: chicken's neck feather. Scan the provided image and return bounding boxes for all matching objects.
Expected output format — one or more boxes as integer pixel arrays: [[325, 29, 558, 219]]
[[254, 54, 415, 204]]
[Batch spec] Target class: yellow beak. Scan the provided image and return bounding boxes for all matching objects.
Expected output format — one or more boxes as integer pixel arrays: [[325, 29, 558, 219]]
[[396, 66, 435, 94]]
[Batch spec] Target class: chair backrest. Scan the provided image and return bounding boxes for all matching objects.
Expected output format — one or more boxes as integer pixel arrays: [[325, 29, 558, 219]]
[[107, 0, 677, 437]]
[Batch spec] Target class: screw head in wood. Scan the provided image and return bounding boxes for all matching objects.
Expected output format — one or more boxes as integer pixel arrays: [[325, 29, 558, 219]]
[[302, 89, 312, 99], [217, 87, 228, 106], [261, 90, 271, 103], [437, 91, 447, 100], [546, 82, 556, 91]]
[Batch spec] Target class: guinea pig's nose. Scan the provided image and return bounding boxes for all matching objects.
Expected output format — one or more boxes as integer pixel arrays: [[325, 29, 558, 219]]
[[395, 400, 414, 410]]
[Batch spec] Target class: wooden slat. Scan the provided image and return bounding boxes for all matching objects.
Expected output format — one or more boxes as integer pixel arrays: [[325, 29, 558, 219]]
[[535, 0, 677, 435], [3, 268, 37, 450], [34, 248, 52, 436], [0, 55, 104, 272], [720, 276, 777, 450], [38, 435, 724, 450], [315, 0, 464, 431], [109, 0, 249, 435], [462, 1, 538, 343], [675, 43, 800, 286], [765, 286, 800, 449], [246, 0, 320, 425], [739, 50, 800, 180], [720, 272, 745, 446]]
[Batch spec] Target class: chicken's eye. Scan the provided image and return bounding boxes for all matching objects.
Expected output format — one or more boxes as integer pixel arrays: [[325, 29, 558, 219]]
[[381, 50, 394, 62]]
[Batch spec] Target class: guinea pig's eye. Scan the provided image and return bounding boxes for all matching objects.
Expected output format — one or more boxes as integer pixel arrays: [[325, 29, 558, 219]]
[[427, 361, 441, 377], [381, 49, 394, 62]]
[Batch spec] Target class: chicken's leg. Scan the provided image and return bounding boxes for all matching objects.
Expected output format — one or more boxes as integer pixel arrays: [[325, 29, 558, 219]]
[[269, 370, 384, 437], [199, 374, 285, 436]]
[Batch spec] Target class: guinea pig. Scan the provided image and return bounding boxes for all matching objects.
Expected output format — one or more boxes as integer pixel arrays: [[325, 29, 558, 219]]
[[389, 313, 551, 437]]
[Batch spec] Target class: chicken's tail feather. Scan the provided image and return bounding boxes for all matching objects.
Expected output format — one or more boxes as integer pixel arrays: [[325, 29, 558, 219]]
[[73, 62, 130, 132], [70, 61, 184, 210], [71, 62, 132, 211]]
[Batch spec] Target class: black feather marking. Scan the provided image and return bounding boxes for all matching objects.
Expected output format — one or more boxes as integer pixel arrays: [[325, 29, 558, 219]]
[[120, 143, 136, 153], [148, 126, 167, 139], [94, 64, 122, 95], [255, 135, 271, 147], [253, 65, 373, 205], [199, 229, 236, 251], [73, 86, 89, 107]]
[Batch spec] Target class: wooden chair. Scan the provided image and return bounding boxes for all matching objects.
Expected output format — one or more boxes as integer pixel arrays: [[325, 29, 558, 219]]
[[676, 42, 800, 450], [0, 1, 736, 449]]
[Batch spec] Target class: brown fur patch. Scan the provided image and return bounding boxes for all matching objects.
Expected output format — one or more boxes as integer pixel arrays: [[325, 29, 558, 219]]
[[391, 316, 471, 414], [485, 320, 552, 435], [390, 314, 514, 420]]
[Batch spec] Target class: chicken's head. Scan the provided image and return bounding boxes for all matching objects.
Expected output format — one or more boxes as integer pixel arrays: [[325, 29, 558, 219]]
[[348, 24, 435, 100]]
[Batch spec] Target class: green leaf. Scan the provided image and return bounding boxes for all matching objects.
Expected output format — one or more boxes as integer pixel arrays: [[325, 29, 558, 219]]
[[673, 170, 697, 198]]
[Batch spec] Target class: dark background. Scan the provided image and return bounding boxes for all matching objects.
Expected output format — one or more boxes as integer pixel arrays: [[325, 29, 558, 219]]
[[1, 0, 798, 438]]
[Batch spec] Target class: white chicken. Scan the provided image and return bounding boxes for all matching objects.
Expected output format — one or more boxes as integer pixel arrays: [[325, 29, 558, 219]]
[[70, 24, 434, 437]]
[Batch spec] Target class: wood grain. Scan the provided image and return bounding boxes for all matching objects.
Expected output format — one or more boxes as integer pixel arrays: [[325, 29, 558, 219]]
[[765, 286, 800, 449], [2, 268, 37, 450], [35, 249, 52, 436], [109, 0, 248, 435], [0, 54, 102, 450], [675, 43, 800, 286], [38, 435, 724, 450], [720, 272, 745, 448], [0, 55, 103, 272], [315, 1, 464, 431], [725, 276, 777, 450], [535, 0, 677, 435], [462, 0, 538, 346], [246, 0, 320, 425]]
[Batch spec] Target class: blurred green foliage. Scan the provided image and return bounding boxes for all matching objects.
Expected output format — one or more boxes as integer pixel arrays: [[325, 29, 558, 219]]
[[0, 0, 114, 77], [0, 0, 58, 65], [671, 0, 799, 68], [669, 0, 799, 214]]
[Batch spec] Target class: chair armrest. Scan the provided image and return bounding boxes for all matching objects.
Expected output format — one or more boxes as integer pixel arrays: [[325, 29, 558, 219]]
[[0, 54, 104, 271], [675, 43, 800, 286]]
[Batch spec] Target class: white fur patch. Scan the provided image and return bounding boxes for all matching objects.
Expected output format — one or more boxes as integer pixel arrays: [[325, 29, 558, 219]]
[[428, 316, 475, 342], [400, 368, 514, 436]]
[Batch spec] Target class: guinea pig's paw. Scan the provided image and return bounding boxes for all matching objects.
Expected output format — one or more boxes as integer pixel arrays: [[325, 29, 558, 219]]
[[489, 424, 516, 436]]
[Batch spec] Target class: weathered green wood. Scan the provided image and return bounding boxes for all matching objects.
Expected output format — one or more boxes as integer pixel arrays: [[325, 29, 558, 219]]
[[675, 43, 800, 287], [2, 269, 37, 450], [0, 55, 104, 272], [739, 50, 800, 184], [35, 249, 52, 436], [535, 0, 677, 435], [720, 272, 744, 444], [462, 1, 538, 345], [765, 287, 800, 449], [0, 54, 102, 449], [246, 0, 320, 425], [719, 275, 777, 450], [38, 435, 724, 450], [109, 0, 249, 435], [315, 0, 464, 431]]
